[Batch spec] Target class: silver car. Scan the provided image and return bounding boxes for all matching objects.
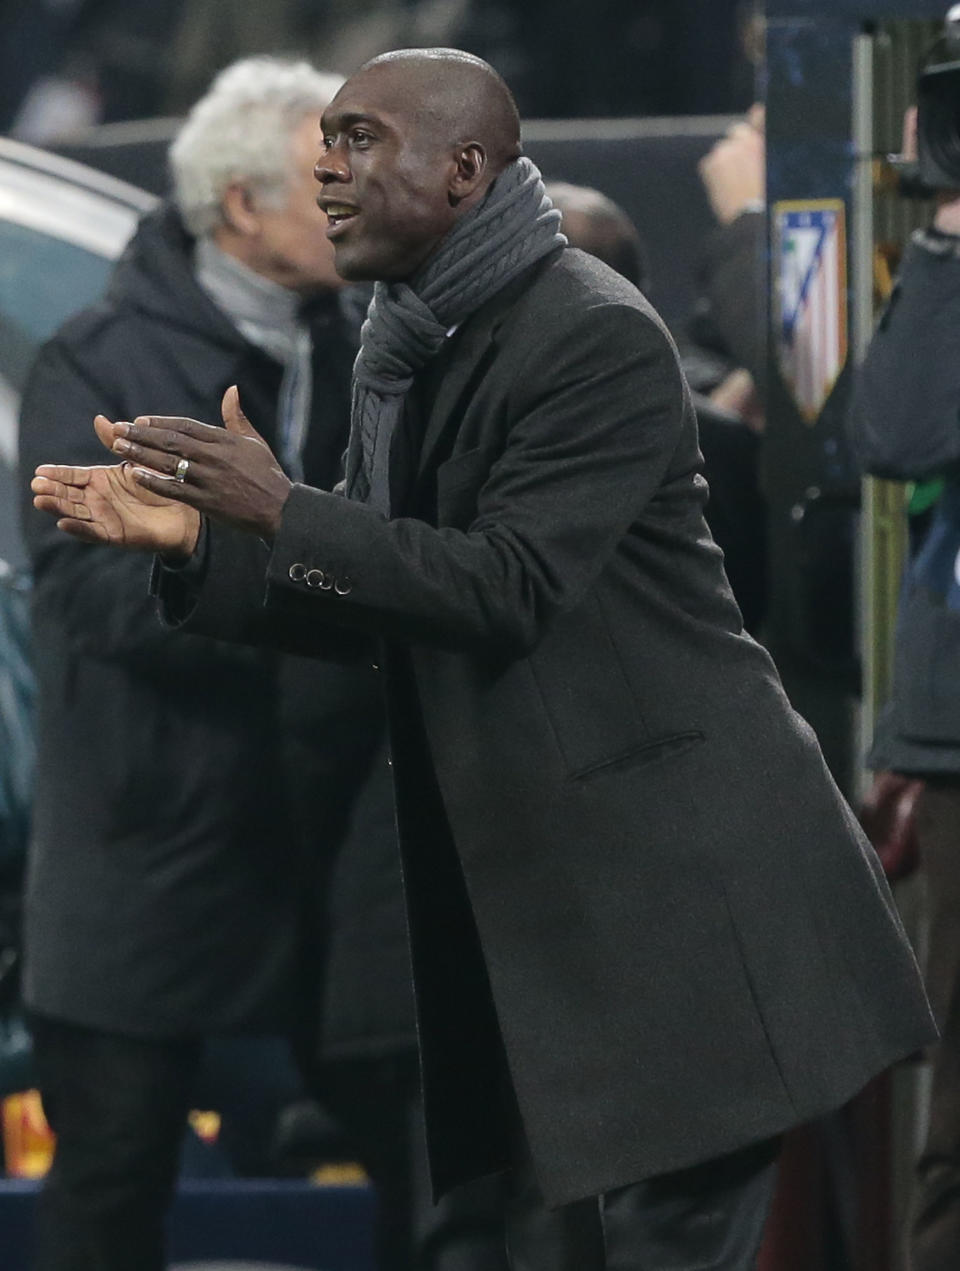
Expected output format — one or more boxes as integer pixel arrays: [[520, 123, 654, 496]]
[[0, 137, 154, 567]]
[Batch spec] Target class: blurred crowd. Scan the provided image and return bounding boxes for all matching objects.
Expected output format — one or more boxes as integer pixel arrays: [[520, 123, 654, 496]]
[[0, 0, 761, 142]]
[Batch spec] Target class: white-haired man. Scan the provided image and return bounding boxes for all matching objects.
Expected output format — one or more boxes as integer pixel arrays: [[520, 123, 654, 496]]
[[16, 57, 365, 1271]]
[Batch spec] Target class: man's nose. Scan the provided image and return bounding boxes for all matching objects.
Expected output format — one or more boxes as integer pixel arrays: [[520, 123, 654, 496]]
[[315, 146, 349, 184]]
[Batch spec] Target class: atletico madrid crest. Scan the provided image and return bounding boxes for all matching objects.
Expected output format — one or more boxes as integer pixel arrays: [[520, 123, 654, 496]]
[[773, 199, 848, 423]]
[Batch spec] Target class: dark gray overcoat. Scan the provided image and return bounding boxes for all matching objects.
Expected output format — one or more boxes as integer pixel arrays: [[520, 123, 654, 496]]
[[162, 248, 935, 1205]]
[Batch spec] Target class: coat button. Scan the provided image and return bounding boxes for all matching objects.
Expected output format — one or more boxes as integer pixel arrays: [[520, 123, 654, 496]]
[[306, 569, 325, 588], [334, 576, 353, 596], [288, 563, 306, 582]]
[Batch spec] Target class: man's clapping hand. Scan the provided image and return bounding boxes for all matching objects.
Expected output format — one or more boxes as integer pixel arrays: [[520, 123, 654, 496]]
[[32, 386, 293, 556], [32, 419, 201, 558]]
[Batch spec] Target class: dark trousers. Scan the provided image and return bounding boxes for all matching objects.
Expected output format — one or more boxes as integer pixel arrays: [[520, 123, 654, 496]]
[[911, 777, 960, 1271], [29, 1013, 201, 1271], [318, 1052, 510, 1271], [504, 1135, 780, 1271]]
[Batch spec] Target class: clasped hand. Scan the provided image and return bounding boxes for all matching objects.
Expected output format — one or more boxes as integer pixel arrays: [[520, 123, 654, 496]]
[[31, 386, 293, 558]]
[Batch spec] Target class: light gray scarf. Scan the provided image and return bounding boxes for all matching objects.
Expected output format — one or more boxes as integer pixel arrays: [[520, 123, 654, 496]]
[[195, 237, 313, 481], [343, 157, 566, 512]]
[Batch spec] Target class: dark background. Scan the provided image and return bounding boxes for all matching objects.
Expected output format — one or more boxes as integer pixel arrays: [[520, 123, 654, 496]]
[[0, 0, 760, 136]]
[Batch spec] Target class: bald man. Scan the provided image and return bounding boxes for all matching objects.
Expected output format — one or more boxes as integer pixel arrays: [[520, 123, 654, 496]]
[[543, 181, 649, 291], [33, 49, 934, 1271]]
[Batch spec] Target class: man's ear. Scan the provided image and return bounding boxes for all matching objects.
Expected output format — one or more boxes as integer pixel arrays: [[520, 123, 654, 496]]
[[449, 143, 487, 206], [221, 181, 261, 236]]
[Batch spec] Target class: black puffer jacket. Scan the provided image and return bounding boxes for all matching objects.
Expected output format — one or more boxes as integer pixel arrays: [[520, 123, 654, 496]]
[[18, 205, 412, 1047]]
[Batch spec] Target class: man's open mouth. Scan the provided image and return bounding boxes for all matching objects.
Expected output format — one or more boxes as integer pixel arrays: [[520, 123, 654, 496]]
[[322, 202, 360, 234]]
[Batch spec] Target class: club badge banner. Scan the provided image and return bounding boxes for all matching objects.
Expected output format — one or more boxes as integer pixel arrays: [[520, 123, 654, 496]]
[[773, 199, 848, 423]]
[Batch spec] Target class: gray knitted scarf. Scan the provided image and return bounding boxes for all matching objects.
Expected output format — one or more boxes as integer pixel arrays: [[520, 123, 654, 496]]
[[343, 156, 566, 512]]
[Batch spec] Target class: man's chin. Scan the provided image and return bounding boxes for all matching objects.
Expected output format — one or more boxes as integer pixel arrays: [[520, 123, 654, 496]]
[[332, 249, 379, 284]]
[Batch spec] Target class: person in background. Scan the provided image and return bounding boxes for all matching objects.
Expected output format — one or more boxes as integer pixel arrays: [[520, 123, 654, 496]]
[[850, 105, 960, 1271], [546, 178, 766, 633], [693, 102, 767, 424], [697, 112, 770, 629], [542, 182, 649, 291], [689, 107, 769, 630], [16, 56, 354, 1271], [2, 0, 188, 142], [163, 0, 465, 118]]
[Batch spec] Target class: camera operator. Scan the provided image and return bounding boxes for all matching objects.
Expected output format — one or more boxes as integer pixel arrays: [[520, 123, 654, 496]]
[[851, 84, 960, 1271]]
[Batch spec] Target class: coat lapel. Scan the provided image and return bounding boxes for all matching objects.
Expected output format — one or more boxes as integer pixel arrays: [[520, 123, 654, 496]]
[[414, 251, 562, 483], [414, 309, 499, 484]]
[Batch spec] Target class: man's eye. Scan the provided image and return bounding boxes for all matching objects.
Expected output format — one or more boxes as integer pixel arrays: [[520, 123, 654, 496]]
[[351, 130, 373, 146], [321, 135, 334, 150]]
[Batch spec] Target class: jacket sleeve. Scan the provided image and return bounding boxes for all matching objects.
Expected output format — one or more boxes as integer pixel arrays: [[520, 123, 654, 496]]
[[153, 519, 368, 663], [205, 299, 686, 660], [850, 233, 960, 481], [18, 336, 265, 677], [692, 210, 768, 397]]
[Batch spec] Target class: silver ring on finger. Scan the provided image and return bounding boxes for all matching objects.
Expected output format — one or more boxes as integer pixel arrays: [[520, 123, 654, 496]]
[[174, 457, 190, 484]]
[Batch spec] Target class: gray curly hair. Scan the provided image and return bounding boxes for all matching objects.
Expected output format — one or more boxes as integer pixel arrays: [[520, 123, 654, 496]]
[[170, 57, 343, 237]]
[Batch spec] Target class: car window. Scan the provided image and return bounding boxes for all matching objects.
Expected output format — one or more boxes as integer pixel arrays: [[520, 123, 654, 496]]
[[0, 225, 117, 567], [0, 221, 115, 392], [0, 147, 146, 567]]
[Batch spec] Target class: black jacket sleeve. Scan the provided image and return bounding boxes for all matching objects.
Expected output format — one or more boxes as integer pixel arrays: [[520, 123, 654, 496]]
[[692, 210, 768, 398], [850, 232, 960, 481], [152, 519, 368, 663]]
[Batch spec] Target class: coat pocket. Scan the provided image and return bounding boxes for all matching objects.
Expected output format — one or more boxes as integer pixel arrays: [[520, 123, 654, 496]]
[[567, 730, 705, 784], [528, 591, 651, 774]]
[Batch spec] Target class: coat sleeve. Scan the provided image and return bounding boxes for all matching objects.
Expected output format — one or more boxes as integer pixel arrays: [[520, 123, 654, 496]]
[[153, 518, 369, 663], [692, 210, 768, 397], [205, 299, 687, 659], [850, 234, 960, 481], [18, 336, 266, 676]]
